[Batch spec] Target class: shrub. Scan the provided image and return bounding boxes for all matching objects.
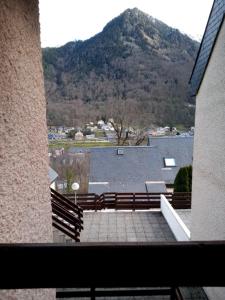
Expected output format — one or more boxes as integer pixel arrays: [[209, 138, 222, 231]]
[[174, 165, 192, 192], [187, 165, 192, 192]]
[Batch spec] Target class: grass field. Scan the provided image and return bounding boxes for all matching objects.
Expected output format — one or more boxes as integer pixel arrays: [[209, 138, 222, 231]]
[[48, 140, 114, 150]]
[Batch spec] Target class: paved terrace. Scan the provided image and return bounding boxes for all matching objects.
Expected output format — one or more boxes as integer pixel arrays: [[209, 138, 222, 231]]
[[80, 211, 175, 242], [55, 210, 208, 300], [176, 209, 192, 231]]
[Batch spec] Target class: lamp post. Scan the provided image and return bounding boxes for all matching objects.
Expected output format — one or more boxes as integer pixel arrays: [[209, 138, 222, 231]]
[[71, 182, 80, 205]]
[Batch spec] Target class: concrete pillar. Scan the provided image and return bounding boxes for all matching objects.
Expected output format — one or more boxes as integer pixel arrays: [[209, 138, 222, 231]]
[[0, 0, 54, 299]]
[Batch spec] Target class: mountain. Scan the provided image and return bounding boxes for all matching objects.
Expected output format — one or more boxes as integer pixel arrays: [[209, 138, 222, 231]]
[[43, 8, 199, 127]]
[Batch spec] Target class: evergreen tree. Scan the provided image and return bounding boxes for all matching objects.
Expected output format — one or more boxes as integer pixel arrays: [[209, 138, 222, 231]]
[[187, 165, 192, 192], [174, 167, 189, 192]]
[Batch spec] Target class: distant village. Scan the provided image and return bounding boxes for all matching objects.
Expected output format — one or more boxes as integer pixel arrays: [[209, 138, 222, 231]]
[[48, 119, 194, 143], [49, 116, 194, 198]]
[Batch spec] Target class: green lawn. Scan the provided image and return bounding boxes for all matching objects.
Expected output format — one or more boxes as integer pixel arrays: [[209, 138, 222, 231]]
[[49, 140, 114, 150]]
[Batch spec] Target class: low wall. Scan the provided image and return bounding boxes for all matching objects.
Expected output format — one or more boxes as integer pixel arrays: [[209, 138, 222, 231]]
[[161, 194, 190, 241]]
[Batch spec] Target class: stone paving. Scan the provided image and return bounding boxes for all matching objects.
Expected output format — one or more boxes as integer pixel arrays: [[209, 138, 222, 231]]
[[80, 211, 175, 242], [56, 210, 208, 299], [176, 209, 192, 231]]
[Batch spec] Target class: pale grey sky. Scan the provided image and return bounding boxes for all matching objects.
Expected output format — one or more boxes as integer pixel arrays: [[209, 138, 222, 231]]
[[39, 0, 213, 48]]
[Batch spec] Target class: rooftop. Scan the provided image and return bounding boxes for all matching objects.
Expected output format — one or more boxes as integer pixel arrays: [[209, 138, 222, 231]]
[[190, 0, 225, 95], [68, 137, 193, 194]]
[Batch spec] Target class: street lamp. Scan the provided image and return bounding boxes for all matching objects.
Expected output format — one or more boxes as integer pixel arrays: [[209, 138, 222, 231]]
[[71, 182, 80, 205]]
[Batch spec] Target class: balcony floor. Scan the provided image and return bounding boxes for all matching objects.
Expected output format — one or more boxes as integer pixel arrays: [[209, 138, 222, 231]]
[[55, 210, 208, 300], [80, 211, 175, 242], [176, 209, 191, 231]]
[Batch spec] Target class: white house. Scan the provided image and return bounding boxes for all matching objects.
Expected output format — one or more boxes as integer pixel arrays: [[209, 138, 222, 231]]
[[190, 1, 225, 299]]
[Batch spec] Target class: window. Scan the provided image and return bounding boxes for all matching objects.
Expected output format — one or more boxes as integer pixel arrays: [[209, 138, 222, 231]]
[[164, 158, 176, 167], [117, 148, 124, 155]]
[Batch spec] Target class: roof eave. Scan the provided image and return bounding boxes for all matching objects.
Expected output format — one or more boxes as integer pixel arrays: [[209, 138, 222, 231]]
[[190, 14, 225, 96]]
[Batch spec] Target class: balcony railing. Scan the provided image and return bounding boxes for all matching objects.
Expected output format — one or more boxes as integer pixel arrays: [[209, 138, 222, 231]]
[[51, 188, 84, 241], [63, 192, 191, 211], [0, 241, 224, 298]]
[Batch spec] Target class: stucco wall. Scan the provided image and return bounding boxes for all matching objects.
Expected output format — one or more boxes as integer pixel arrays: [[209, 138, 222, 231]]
[[191, 19, 225, 300], [191, 19, 225, 240], [0, 0, 54, 299]]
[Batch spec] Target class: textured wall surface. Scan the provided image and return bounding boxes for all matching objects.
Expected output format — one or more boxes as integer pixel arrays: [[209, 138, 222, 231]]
[[0, 0, 54, 299], [0, 289, 55, 300], [191, 19, 225, 240], [191, 19, 225, 300]]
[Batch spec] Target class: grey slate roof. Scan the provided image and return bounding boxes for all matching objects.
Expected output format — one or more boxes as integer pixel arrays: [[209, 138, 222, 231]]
[[145, 182, 167, 193], [48, 167, 58, 183], [88, 182, 148, 193], [88, 183, 110, 194], [148, 136, 193, 184], [190, 0, 225, 96], [69, 137, 193, 194]]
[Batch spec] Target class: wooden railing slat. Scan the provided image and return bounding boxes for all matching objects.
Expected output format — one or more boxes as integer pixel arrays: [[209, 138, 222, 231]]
[[51, 188, 84, 241], [62, 191, 191, 211]]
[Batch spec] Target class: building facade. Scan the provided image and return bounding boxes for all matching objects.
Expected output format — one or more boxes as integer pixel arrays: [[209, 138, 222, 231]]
[[190, 1, 225, 299]]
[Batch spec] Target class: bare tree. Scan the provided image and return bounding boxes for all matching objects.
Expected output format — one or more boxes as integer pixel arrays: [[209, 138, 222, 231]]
[[50, 151, 90, 193], [104, 98, 150, 146], [132, 129, 148, 146]]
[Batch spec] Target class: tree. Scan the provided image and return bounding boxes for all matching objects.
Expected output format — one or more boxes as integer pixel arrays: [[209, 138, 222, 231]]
[[132, 128, 148, 146], [50, 152, 90, 193], [174, 167, 188, 192], [187, 165, 192, 192], [65, 168, 75, 193], [104, 98, 150, 146], [67, 129, 77, 139]]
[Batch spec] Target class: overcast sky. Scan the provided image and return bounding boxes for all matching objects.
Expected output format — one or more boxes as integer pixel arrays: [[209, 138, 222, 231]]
[[39, 0, 213, 48]]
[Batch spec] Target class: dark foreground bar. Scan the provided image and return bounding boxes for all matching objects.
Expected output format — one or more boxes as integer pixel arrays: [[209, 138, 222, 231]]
[[56, 287, 177, 299], [0, 241, 225, 289]]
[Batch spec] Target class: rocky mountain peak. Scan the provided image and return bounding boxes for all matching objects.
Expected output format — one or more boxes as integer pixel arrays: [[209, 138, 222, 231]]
[[43, 8, 199, 127]]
